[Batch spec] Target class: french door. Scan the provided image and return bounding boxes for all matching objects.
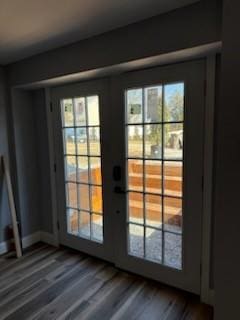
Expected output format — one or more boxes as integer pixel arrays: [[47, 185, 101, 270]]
[[51, 79, 114, 261], [51, 60, 205, 294]]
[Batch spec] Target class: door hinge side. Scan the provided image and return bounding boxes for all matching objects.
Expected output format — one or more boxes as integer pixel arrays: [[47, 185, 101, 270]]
[[54, 163, 57, 172], [57, 220, 60, 230], [50, 102, 53, 112]]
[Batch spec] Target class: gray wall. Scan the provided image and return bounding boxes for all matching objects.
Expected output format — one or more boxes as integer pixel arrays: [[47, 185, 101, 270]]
[[11, 89, 53, 237], [0, 67, 11, 243], [214, 0, 240, 318], [11, 89, 41, 237], [32, 89, 53, 234], [8, 0, 221, 86]]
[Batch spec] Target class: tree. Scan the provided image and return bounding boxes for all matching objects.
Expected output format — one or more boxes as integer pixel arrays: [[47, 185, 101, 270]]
[[148, 89, 183, 147], [165, 91, 183, 130], [148, 96, 162, 146]]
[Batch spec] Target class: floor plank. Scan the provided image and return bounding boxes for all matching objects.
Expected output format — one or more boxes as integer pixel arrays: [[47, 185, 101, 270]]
[[0, 243, 48, 273], [0, 245, 213, 320], [0, 251, 85, 314]]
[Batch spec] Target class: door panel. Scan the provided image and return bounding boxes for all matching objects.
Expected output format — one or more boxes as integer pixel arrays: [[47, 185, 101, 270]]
[[51, 79, 114, 262], [114, 61, 205, 294]]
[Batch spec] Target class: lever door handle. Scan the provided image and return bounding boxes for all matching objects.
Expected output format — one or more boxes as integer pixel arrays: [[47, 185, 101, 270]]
[[114, 186, 126, 194]]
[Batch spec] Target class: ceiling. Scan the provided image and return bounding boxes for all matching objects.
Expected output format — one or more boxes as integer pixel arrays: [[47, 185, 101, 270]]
[[0, 0, 199, 65]]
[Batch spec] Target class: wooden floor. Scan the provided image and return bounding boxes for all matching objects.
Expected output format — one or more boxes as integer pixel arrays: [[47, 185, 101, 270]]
[[0, 243, 213, 320]]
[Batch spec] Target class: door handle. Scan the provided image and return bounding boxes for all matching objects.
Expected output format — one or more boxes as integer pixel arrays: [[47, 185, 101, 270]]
[[114, 186, 126, 194]]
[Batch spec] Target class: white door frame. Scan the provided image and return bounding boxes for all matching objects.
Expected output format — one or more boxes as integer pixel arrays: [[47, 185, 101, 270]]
[[46, 57, 216, 304], [200, 55, 216, 305]]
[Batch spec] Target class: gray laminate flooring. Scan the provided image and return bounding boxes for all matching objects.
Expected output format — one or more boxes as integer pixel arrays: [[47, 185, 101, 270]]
[[0, 243, 213, 320]]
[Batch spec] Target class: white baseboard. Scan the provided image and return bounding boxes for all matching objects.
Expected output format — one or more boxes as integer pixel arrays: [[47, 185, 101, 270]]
[[0, 239, 11, 255], [0, 231, 58, 255], [40, 231, 58, 247], [21, 231, 41, 249]]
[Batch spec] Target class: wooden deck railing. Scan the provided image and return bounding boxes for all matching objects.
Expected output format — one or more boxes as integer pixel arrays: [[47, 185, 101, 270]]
[[128, 162, 182, 227]]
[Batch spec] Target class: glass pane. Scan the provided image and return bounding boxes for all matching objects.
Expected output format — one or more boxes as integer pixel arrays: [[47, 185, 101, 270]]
[[145, 194, 162, 228], [92, 214, 103, 242], [67, 209, 78, 235], [144, 86, 162, 123], [145, 160, 162, 194], [89, 127, 100, 156], [77, 156, 89, 183], [127, 125, 143, 158], [91, 186, 102, 213], [61, 99, 74, 127], [164, 83, 184, 122], [164, 232, 182, 270], [128, 159, 143, 192], [164, 161, 182, 197], [90, 157, 102, 185], [164, 197, 182, 233], [145, 124, 162, 159], [63, 128, 76, 154], [65, 156, 77, 182], [127, 89, 143, 124], [129, 224, 144, 258], [146, 228, 162, 263], [164, 123, 183, 160], [79, 211, 90, 239], [76, 128, 88, 155], [74, 97, 86, 126], [128, 192, 143, 224], [78, 184, 90, 211], [66, 183, 77, 208], [87, 96, 100, 126]]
